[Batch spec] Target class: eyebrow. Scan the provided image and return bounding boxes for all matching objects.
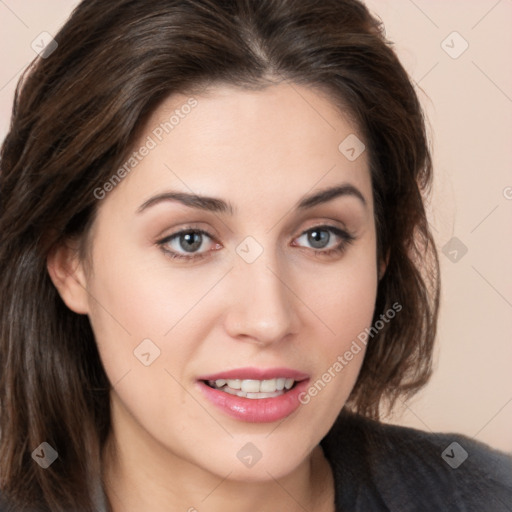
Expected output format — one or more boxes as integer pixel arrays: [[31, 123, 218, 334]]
[[136, 183, 367, 215]]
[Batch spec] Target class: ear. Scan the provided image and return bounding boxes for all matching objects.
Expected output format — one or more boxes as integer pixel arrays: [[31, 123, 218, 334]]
[[378, 249, 390, 281], [47, 240, 90, 314]]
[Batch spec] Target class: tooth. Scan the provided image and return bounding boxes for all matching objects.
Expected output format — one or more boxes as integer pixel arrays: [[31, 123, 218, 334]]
[[226, 379, 242, 389], [216, 377, 296, 395], [260, 379, 277, 392], [276, 378, 286, 391], [246, 391, 282, 399], [241, 379, 260, 393]]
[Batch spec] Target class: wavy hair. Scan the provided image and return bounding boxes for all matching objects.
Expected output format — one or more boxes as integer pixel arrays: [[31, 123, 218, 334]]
[[0, 0, 439, 510]]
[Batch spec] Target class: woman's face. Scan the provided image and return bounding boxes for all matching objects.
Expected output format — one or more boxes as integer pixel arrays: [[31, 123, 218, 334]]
[[68, 83, 379, 480]]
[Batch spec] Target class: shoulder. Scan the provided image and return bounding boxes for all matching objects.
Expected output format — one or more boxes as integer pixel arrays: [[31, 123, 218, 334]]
[[321, 410, 512, 511]]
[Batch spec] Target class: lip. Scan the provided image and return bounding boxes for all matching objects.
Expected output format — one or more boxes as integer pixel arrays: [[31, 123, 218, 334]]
[[197, 366, 309, 381], [196, 367, 310, 423]]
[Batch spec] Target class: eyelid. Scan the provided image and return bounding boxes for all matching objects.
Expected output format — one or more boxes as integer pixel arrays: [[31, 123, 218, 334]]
[[155, 221, 218, 241]]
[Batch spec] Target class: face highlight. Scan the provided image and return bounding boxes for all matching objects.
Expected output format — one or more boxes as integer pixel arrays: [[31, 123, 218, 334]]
[[76, 82, 379, 482]]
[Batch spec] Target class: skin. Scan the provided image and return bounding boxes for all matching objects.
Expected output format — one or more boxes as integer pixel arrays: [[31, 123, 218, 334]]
[[48, 82, 382, 512]]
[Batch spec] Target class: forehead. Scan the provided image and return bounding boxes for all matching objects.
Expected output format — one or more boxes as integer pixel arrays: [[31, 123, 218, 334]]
[[98, 82, 372, 217], [143, 81, 363, 161]]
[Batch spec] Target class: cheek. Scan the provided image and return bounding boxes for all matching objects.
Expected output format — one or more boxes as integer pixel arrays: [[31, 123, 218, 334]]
[[87, 231, 225, 332], [304, 233, 379, 343], [84, 230, 232, 391], [294, 235, 378, 404]]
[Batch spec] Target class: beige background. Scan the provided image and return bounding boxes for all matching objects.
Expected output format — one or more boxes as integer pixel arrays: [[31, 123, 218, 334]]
[[0, 1, 510, 452]]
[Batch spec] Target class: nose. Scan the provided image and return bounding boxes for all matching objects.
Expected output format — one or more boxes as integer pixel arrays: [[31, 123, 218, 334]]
[[223, 250, 298, 347]]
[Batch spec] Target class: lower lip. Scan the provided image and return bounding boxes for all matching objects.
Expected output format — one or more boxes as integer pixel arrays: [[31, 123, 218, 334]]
[[197, 380, 310, 423]]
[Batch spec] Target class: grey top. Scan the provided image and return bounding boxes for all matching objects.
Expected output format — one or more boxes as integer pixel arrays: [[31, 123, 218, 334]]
[[321, 410, 512, 511], [1, 410, 511, 511]]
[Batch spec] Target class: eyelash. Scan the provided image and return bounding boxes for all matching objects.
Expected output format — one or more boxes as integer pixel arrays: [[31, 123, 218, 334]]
[[157, 225, 355, 262]]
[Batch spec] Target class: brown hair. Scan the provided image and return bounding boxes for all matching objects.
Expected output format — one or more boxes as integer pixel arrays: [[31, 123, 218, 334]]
[[0, 0, 439, 510]]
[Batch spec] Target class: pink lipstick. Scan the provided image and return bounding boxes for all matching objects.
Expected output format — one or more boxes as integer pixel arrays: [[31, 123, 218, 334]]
[[196, 367, 309, 423]]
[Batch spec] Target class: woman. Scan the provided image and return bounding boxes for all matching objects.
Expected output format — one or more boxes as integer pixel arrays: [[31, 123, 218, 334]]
[[0, 0, 510, 510]]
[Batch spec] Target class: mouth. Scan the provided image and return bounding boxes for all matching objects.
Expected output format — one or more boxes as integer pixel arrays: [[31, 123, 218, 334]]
[[196, 367, 309, 423]]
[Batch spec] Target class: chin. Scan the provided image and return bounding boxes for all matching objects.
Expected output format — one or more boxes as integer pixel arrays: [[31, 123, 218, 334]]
[[195, 435, 315, 483]]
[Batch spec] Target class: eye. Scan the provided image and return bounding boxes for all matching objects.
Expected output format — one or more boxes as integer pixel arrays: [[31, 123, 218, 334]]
[[157, 224, 355, 262], [157, 228, 219, 261], [293, 225, 355, 257]]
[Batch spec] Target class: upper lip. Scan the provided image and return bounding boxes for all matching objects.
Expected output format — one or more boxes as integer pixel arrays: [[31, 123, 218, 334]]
[[198, 367, 309, 381]]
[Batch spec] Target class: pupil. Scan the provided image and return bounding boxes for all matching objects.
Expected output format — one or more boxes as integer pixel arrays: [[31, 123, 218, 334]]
[[181, 232, 202, 252], [309, 229, 329, 249]]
